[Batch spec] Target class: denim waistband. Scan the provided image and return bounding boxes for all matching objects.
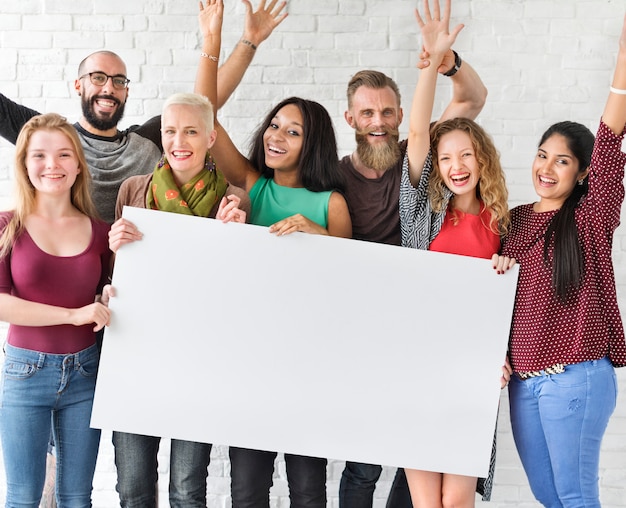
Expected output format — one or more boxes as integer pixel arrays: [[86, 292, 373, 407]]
[[3, 342, 99, 369]]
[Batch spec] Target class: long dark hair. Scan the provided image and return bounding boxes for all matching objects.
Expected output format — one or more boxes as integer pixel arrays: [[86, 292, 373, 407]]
[[248, 97, 345, 193], [539, 121, 594, 301]]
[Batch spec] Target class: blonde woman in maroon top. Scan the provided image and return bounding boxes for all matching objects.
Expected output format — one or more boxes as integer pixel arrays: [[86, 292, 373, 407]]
[[493, 15, 626, 508]]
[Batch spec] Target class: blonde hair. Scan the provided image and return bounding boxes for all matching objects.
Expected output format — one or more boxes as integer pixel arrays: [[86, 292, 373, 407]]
[[162, 93, 215, 133], [429, 117, 510, 235], [0, 113, 97, 259]]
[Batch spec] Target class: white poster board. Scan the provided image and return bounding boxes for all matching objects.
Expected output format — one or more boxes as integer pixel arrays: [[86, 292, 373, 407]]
[[92, 206, 518, 478]]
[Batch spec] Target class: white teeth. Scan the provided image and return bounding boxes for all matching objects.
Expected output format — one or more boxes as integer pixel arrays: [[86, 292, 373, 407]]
[[369, 132, 385, 136], [173, 151, 191, 158], [451, 174, 469, 182], [539, 175, 556, 184], [96, 100, 115, 108], [268, 145, 286, 154]]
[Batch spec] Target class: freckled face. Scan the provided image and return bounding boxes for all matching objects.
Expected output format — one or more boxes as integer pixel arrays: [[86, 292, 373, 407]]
[[532, 133, 583, 211], [262, 104, 304, 174]]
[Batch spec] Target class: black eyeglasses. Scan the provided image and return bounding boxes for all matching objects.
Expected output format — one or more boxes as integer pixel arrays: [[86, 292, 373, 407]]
[[78, 72, 130, 90]]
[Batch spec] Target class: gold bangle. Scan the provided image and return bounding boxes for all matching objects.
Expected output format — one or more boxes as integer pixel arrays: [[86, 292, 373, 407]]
[[200, 52, 218, 62]]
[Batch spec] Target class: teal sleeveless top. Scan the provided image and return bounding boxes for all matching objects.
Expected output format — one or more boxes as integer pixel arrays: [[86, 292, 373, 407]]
[[249, 176, 332, 228]]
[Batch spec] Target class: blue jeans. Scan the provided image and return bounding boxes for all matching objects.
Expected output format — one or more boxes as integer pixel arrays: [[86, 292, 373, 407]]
[[339, 463, 412, 508], [112, 432, 211, 508], [229, 447, 327, 508], [0, 343, 101, 508], [509, 357, 617, 508]]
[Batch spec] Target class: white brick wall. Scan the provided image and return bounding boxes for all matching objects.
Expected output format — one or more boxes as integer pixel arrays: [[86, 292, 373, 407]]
[[0, 1, 625, 506]]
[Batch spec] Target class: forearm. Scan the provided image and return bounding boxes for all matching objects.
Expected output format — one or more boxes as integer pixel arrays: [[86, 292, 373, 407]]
[[0, 93, 40, 144], [195, 33, 222, 109], [214, 41, 257, 109], [407, 64, 440, 186], [0, 294, 74, 327], [604, 33, 626, 135], [440, 58, 488, 122]]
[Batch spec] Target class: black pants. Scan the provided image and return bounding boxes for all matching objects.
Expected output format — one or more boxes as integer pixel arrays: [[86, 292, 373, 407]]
[[339, 462, 413, 508], [229, 447, 327, 508]]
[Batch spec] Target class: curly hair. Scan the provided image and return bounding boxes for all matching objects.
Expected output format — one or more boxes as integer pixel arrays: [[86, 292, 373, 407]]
[[0, 113, 97, 259], [428, 117, 510, 235]]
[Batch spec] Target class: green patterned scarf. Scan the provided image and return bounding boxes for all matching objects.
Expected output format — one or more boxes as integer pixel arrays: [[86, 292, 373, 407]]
[[146, 152, 227, 217]]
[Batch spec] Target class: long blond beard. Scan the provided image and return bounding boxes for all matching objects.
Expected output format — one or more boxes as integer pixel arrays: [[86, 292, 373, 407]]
[[355, 131, 401, 172]]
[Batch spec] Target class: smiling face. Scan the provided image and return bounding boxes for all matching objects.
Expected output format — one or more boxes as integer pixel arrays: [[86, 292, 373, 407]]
[[75, 52, 129, 135], [161, 104, 216, 187], [26, 129, 81, 197], [436, 129, 481, 211], [345, 85, 402, 172], [262, 103, 304, 177], [532, 133, 587, 212]]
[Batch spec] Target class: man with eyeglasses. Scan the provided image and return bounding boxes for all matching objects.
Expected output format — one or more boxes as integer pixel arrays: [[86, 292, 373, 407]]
[[0, 2, 285, 225]]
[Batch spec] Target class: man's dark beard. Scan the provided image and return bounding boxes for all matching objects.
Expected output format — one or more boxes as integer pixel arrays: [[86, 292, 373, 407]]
[[81, 95, 126, 132], [355, 129, 401, 172]]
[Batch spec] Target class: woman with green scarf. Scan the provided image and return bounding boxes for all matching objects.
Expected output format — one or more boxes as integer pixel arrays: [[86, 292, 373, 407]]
[[107, 92, 248, 507]]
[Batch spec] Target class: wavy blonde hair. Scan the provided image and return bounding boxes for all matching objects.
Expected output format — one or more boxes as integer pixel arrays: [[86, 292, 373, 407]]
[[429, 117, 510, 235], [0, 113, 97, 259]]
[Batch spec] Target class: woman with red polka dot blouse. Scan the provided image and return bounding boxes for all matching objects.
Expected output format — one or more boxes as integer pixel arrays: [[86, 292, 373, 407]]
[[493, 15, 626, 508]]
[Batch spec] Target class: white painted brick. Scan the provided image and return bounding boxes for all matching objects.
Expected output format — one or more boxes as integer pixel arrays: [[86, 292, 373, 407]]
[[4, 31, 52, 49], [1, 1, 626, 506], [74, 15, 125, 33], [0, 14, 21, 31], [23, 14, 72, 31], [54, 31, 106, 49]]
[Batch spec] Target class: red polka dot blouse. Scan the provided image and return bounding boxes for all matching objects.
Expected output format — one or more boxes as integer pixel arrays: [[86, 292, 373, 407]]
[[502, 120, 626, 372]]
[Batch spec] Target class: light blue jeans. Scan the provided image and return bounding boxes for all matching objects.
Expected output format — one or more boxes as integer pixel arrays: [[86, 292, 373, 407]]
[[0, 343, 101, 508], [509, 357, 617, 508]]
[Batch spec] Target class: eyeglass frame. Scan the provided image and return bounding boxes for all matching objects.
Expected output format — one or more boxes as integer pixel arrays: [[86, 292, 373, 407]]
[[78, 71, 131, 90]]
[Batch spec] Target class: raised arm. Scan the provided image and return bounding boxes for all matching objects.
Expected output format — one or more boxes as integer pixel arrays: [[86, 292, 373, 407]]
[[202, 0, 288, 110], [438, 57, 487, 123], [195, 0, 259, 192], [604, 14, 626, 135], [407, 0, 463, 186]]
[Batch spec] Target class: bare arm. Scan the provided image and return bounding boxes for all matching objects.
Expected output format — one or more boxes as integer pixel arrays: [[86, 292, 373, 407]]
[[205, 0, 288, 109], [438, 57, 488, 122], [0, 293, 111, 332], [603, 14, 626, 135], [196, 0, 260, 191], [407, 0, 463, 186], [267, 192, 352, 238]]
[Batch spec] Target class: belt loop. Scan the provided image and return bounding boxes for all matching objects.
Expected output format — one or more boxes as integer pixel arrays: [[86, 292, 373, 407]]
[[37, 353, 46, 370]]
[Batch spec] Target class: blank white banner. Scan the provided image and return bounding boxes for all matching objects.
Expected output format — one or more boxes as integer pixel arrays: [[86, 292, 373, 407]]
[[91, 206, 518, 478]]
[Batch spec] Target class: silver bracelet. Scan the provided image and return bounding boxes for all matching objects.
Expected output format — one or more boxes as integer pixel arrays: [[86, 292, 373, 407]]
[[200, 52, 219, 62]]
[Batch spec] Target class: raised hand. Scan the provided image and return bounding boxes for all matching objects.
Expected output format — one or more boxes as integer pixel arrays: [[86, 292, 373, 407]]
[[241, 0, 288, 46], [415, 0, 463, 64], [198, 0, 224, 41]]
